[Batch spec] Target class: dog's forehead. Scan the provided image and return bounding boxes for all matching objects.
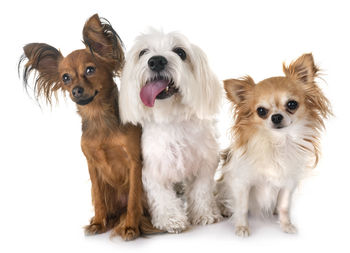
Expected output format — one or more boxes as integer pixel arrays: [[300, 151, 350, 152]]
[[59, 49, 94, 72], [254, 77, 302, 108], [134, 31, 190, 51]]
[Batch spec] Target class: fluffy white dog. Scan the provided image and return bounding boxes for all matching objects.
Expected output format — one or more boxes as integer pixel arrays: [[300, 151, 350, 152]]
[[119, 30, 222, 233]]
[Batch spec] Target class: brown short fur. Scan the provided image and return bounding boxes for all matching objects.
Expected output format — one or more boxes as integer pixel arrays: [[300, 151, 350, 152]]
[[19, 14, 161, 240]]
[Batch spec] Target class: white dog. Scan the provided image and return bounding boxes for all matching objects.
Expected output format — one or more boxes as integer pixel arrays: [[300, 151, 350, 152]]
[[119, 30, 222, 233]]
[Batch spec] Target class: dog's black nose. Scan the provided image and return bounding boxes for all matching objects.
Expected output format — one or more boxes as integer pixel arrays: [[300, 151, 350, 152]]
[[72, 86, 84, 98], [271, 114, 284, 125], [148, 56, 168, 72]]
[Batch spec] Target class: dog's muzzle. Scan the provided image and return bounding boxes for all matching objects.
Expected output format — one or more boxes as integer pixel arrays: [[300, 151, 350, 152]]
[[74, 90, 99, 106], [140, 75, 178, 107], [271, 113, 285, 129], [148, 56, 168, 72]]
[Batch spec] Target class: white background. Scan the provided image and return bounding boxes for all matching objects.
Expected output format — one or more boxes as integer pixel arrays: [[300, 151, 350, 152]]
[[1, 0, 349, 252]]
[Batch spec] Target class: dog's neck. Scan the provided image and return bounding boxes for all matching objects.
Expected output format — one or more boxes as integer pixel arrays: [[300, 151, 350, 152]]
[[77, 82, 120, 137]]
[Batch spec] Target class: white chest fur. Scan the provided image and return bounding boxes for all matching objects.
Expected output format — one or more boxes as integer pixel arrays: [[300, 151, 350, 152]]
[[246, 131, 306, 186], [224, 126, 315, 190], [141, 119, 219, 182]]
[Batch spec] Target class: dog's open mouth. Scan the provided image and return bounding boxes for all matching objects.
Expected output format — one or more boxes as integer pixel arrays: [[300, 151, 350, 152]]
[[140, 76, 178, 107], [76, 90, 99, 106]]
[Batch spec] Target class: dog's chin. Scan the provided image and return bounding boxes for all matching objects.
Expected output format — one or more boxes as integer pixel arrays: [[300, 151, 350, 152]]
[[74, 90, 99, 106], [271, 122, 291, 130]]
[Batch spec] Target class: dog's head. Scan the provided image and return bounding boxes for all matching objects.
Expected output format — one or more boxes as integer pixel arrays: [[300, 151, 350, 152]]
[[224, 54, 332, 164], [19, 14, 124, 106], [119, 30, 221, 124]]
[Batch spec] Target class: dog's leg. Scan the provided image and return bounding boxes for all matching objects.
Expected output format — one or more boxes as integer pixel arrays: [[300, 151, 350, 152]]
[[84, 162, 108, 235], [276, 188, 297, 234], [115, 159, 142, 241], [215, 177, 235, 218], [88, 147, 142, 240], [187, 166, 222, 225], [143, 170, 188, 233], [232, 184, 251, 237]]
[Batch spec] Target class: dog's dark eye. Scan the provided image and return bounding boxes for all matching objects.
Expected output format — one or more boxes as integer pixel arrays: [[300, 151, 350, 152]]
[[139, 49, 148, 58], [173, 47, 186, 60], [62, 73, 71, 84], [286, 100, 298, 111], [85, 66, 95, 76], [257, 107, 268, 118]]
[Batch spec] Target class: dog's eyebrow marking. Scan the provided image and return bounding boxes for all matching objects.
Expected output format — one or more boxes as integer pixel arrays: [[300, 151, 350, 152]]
[[84, 62, 96, 67]]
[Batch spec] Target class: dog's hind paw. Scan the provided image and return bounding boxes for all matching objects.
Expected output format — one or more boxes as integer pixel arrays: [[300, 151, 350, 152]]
[[220, 207, 233, 218], [190, 212, 223, 225]]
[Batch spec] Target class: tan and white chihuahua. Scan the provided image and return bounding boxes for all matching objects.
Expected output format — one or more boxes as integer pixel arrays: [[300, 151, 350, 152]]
[[216, 54, 332, 237]]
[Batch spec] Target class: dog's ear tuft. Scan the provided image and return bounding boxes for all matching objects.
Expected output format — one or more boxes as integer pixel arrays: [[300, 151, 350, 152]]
[[223, 76, 255, 104], [19, 43, 63, 105], [83, 14, 125, 75], [283, 53, 319, 84]]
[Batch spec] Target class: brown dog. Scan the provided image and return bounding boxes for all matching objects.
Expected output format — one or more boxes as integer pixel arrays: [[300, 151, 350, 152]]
[[19, 14, 158, 240]]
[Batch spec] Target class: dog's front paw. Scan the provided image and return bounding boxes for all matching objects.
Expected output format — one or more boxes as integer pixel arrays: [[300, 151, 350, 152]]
[[235, 226, 250, 237], [118, 226, 140, 241], [155, 216, 189, 234], [166, 220, 188, 234], [281, 223, 297, 234], [84, 217, 107, 235]]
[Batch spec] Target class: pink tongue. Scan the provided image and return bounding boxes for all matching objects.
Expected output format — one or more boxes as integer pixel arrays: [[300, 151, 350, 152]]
[[140, 80, 168, 107]]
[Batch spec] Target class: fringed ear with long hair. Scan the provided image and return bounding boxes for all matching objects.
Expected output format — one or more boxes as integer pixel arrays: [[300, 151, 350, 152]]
[[190, 44, 222, 119], [284, 53, 332, 167], [283, 53, 332, 122], [83, 13, 125, 75], [224, 77, 256, 148], [223, 76, 255, 105], [19, 43, 63, 105]]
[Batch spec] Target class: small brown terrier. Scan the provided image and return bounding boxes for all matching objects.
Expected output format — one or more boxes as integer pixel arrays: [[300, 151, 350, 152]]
[[19, 14, 158, 240]]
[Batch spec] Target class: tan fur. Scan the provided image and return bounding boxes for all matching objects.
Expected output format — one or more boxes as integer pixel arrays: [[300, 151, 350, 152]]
[[224, 53, 332, 166], [218, 53, 332, 236], [19, 14, 161, 240]]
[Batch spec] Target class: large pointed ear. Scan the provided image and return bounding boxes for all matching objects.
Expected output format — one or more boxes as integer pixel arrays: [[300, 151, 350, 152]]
[[283, 53, 319, 84], [19, 43, 63, 104], [223, 76, 255, 104], [82, 14, 124, 75]]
